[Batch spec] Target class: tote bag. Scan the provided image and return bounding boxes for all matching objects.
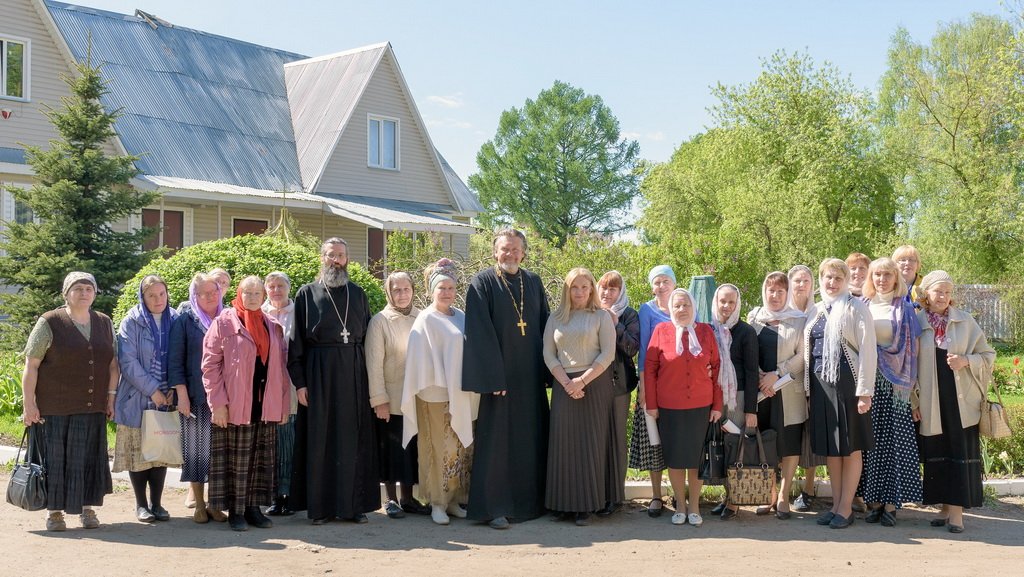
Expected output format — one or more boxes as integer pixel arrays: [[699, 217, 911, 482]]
[[141, 407, 183, 465]]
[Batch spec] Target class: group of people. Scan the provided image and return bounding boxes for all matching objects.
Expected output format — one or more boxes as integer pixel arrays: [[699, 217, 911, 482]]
[[20, 230, 994, 536]]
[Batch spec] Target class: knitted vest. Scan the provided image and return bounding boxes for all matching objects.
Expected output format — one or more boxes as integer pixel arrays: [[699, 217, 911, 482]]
[[36, 308, 114, 416]]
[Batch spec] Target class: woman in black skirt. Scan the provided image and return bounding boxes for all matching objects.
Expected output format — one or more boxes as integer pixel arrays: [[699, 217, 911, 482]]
[[20, 272, 115, 531], [916, 271, 994, 534], [804, 258, 877, 529]]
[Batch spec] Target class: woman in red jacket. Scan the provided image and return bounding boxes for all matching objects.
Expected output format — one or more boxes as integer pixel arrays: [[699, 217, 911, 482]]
[[645, 288, 722, 527]]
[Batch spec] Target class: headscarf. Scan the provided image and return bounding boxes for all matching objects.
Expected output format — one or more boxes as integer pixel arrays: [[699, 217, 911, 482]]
[[819, 275, 851, 385], [232, 285, 270, 364], [711, 284, 740, 410], [384, 271, 415, 316], [647, 264, 676, 286], [428, 258, 457, 294], [62, 271, 97, 297], [670, 288, 702, 357], [873, 294, 921, 407], [603, 270, 630, 318], [752, 272, 806, 324], [134, 277, 173, 379], [787, 265, 817, 315], [189, 277, 222, 331], [920, 270, 955, 347]]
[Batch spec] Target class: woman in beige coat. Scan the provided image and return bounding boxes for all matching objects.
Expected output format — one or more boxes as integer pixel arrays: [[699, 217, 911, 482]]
[[366, 272, 426, 518], [916, 270, 994, 534]]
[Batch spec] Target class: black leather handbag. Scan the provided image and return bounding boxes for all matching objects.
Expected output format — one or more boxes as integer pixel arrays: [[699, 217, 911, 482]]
[[6, 427, 47, 512], [699, 422, 727, 486]]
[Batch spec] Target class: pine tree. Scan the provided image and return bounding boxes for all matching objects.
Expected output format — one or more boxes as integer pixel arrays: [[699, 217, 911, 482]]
[[0, 57, 159, 345]]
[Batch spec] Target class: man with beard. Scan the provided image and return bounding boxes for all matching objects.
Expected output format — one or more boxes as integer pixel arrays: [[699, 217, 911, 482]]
[[288, 238, 379, 524], [462, 228, 550, 529]]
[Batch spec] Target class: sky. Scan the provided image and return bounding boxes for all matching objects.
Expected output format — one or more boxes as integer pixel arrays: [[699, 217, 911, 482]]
[[71, 0, 1010, 183]]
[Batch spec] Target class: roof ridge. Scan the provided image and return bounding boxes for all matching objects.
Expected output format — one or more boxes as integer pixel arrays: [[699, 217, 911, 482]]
[[284, 42, 390, 68]]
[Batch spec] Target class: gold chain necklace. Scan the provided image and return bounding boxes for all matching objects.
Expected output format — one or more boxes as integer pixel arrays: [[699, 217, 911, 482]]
[[496, 265, 528, 336]]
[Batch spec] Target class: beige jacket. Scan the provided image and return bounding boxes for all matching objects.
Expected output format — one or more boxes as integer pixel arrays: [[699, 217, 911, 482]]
[[747, 310, 807, 426], [917, 307, 995, 437], [803, 296, 877, 398], [366, 306, 421, 414]]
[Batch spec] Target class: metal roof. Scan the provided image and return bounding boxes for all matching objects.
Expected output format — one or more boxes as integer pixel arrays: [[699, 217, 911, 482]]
[[46, 1, 307, 191], [437, 152, 483, 214]]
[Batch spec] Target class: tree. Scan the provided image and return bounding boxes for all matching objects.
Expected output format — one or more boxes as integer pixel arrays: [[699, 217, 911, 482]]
[[469, 80, 642, 246], [0, 57, 159, 344]]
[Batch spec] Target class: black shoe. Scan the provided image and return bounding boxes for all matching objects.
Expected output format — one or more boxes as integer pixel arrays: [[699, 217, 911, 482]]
[[575, 512, 591, 527], [596, 501, 621, 517], [865, 507, 883, 523], [136, 506, 156, 523], [489, 516, 510, 529], [793, 492, 812, 512], [880, 510, 896, 527], [267, 495, 295, 516], [349, 513, 368, 524], [829, 513, 854, 529], [816, 511, 836, 526], [244, 506, 273, 529], [710, 502, 727, 516], [720, 507, 737, 521], [776, 509, 791, 520], [948, 523, 964, 533], [647, 498, 664, 518], [385, 500, 406, 519], [311, 517, 331, 525], [401, 500, 431, 516], [229, 512, 248, 531], [151, 505, 170, 522], [930, 517, 948, 527]]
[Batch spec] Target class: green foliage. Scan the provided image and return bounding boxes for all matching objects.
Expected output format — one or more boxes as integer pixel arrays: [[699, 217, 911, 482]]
[[981, 404, 1024, 476], [0, 352, 24, 418], [113, 234, 385, 325], [0, 58, 160, 347], [470, 80, 642, 246]]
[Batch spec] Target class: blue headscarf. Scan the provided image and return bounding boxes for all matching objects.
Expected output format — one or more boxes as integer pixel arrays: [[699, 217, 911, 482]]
[[135, 276, 174, 378]]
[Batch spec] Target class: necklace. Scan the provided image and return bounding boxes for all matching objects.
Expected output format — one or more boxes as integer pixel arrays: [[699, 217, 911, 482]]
[[321, 280, 351, 343], [496, 265, 527, 336]]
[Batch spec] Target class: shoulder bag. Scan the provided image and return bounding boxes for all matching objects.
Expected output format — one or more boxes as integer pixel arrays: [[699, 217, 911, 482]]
[[6, 427, 47, 511], [724, 428, 776, 506], [979, 379, 1012, 440]]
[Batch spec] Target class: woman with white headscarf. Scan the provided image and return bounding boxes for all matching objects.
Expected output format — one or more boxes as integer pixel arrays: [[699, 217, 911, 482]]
[[804, 258, 877, 529], [710, 283, 759, 520], [787, 264, 826, 511], [645, 288, 722, 527], [747, 272, 807, 519]]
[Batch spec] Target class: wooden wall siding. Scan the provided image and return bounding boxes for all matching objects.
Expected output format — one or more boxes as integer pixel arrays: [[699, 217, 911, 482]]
[[451, 232, 469, 259], [313, 54, 452, 208]]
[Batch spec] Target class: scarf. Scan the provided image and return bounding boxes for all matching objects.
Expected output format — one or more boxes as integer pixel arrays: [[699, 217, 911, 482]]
[[872, 295, 921, 406], [671, 288, 702, 357], [927, 310, 949, 349], [134, 279, 173, 380], [819, 288, 852, 385], [232, 286, 270, 364], [188, 278, 222, 331], [787, 265, 817, 315], [753, 272, 806, 324], [711, 284, 740, 410], [384, 273, 414, 316], [605, 270, 630, 318]]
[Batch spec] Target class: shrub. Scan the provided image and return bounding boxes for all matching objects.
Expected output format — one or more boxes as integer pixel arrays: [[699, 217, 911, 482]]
[[113, 234, 385, 325], [982, 404, 1024, 476], [0, 352, 23, 417]]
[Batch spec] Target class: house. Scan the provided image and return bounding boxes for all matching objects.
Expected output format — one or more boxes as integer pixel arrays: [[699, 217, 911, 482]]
[[0, 0, 481, 269]]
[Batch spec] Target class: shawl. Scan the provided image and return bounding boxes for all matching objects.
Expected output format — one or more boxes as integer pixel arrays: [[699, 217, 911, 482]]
[[188, 277, 222, 330], [871, 294, 921, 406], [820, 287, 852, 385], [606, 270, 630, 318], [711, 284, 740, 410], [753, 272, 806, 324], [134, 278, 173, 378], [670, 288, 702, 357], [787, 265, 817, 315], [232, 286, 270, 364], [927, 310, 949, 349]]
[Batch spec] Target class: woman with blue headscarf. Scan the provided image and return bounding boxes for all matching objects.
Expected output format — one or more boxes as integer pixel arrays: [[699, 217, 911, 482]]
[[114, 274, 179, 523]]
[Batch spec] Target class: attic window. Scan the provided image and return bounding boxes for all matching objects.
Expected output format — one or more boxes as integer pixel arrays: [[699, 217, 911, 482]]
[[0, 36, 29, 100], [368, 115, 399, 170]]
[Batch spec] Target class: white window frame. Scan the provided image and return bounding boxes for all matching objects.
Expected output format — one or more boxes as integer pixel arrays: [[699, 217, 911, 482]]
[[367, 114, 400, 170], [0, 34, 30, 102], [1, 183, 38, 257]]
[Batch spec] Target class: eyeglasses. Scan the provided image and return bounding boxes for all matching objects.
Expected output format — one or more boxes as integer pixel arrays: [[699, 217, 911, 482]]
[[241, 291, 264, 298], [197, 291, 220, 299]]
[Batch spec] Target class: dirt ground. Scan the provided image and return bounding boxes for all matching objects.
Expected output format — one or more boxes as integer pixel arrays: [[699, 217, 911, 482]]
[[2, 474, 1022, 577]]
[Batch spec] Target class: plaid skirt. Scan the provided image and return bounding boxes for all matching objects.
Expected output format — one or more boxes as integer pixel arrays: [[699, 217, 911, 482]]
[[112, 424, 177, 473], [208, 422, 277, 514], [33, 413, 112, 514], [627, 403, 665, 472]]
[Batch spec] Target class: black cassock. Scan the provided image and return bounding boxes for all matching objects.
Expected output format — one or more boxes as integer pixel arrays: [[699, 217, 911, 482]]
[[462, 266, 550, 522], [288, 280, 379, 519]]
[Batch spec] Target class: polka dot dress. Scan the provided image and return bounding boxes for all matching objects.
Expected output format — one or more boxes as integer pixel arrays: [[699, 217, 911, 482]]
[[858, 372, 922, 508]]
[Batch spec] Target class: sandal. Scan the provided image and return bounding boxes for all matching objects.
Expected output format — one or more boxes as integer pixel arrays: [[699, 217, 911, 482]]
[[648, 498, 664, 518], [755, 503, 776, 516]]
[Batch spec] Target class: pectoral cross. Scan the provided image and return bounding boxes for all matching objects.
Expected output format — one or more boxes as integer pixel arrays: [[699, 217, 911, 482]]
[[340, 328, 350, 344], [517, 319, 527, 336]]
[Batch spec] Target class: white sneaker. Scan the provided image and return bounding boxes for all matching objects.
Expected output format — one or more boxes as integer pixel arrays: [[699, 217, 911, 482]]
[[431, 505, 450, 525], [446, 503, 468, 518], [688, 513, 703, 527], [671, 512, 686, 525]]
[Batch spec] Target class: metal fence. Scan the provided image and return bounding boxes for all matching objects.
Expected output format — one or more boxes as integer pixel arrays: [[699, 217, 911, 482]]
[[957, 284, 1015, 342]]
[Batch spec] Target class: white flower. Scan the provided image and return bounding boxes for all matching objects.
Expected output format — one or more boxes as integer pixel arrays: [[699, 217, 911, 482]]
[[998, 451, 1010, 461]]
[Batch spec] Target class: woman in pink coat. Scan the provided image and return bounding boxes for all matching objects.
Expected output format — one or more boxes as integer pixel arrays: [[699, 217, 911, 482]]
[[203, 275, 290, 531]]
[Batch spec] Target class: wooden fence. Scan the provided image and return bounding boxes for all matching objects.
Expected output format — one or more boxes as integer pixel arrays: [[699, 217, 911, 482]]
[[957, 284, 1016, 342]]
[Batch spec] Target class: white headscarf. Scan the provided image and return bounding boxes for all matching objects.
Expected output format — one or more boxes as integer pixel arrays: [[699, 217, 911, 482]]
[[711, 284, 740, 410], [819, 273, 852, 385], [603, 270, 630, 318], [753, 272, 806, 324], [787, 265, 817, 316], [670, 288, 702, 357]]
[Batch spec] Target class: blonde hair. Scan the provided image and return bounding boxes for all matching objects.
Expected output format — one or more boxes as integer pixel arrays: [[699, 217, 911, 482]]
[[818, 258, 849, 281], [845, 252, 871, 270], [553, 267, 601, 323], [891, 245, 921, 265], [862, 257, 908, 299]]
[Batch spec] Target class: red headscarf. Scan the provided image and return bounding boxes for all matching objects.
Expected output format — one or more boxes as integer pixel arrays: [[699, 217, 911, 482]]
[[232, 285, 270, 364]]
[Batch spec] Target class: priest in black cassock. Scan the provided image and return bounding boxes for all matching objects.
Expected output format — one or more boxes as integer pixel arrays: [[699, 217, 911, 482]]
[[462, 228, 551, 530], [288, 238, 379, 524]]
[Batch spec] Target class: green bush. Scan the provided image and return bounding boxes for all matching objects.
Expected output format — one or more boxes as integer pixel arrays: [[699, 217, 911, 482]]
[[113, 234, 385, 325], [981, 404, 1024, 476], [0, 352, 23, 417]]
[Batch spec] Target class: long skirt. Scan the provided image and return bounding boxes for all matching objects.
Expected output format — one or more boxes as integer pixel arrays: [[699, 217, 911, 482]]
[[546, 369, 614, 513], [377, 412, 418, 486], [112, 424, 177, 472], [276, 414, 296, 496], [208, 422, 276, 515], [628, 403, 666, 472], [808, 357, 873, 457], [416, 399, 471, 507], [605, 393, 630, 505], [919, 346, 984, 508], [756, 391, 802, 459], [180, 402, 212, 483], [660, 405, 711, 469], [858, 373, 922, 508], [33, 413, 112, 514]]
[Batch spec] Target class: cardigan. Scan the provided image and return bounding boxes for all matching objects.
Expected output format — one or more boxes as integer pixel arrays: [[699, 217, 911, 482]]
[[644, 321, 722, 412], [167, 302, 210, 405], [366, 305, 421, 414], [917, 307, 995, 436], [727, 320, 760, 415], [748, 310, 807, 425], [802, 296, 877, 398]]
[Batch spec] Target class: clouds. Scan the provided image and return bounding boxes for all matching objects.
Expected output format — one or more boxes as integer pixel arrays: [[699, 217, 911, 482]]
[[427, 92, 465, 108], [622, 130, 666, 142]]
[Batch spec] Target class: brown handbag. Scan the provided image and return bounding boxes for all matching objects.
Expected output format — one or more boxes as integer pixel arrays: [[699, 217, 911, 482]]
[[979, 380, 1013, 440], [725, 428, 776, 506]]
